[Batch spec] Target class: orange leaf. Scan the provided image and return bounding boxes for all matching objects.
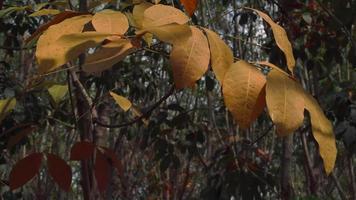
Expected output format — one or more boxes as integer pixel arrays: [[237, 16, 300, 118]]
[[47, 154, 72, 191], [92, 10, 129, 35], [70, 141, 95, 160], [142, 4, 189, 27], [223, 60, 266, 128], [180, 0, 198, 16], [9, 153, 43, 190], [95, 150, 110, 193], [170, 26, 210, 89]]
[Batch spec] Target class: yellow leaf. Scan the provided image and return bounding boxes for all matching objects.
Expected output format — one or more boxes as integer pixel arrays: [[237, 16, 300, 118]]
[[36, 15, 93, 74], [29, 9, 61, 17], [109, 92, 132, 112], [137, 23, 192, 44], [142, 4, 189, 28], [304, 93, 337, 174], [83, 39, 136, 73], [222, 60, 266, 128], [37, 31, 112, 74], [170, 26, 210, 89], [92, 10, 129, 35], [266, 69, 304, 136], [179, 0, 198, 16], [133, 1, 153, 28], [153, 0, 161, 4], [203, 28, 234, 85], [248, 8, 295, 73], [0, 98, 16, 122], [48, 84, 68, 104]]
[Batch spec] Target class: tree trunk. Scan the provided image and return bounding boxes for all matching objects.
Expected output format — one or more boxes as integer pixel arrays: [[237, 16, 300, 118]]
[[280, 135, 295, 200]]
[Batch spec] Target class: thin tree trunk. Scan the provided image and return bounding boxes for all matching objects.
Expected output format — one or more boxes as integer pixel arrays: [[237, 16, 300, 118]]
[[280, 135, 294, 200], [348, 154, 356, 200]]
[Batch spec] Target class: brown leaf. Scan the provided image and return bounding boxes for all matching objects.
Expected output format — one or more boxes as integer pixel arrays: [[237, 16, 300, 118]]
[[223, 60, 266, 128], [266, 69, 304, 135], [248, 8, 295, 73], [179, 0, 198, 16], [47, 154, 72, 191], [103, 148, 123, 175], [142, 4, 189, 27], [83, 39, 136, 73], [203, 28, 234, 85], [170, 26, 210, 89], [95, 150, 110, 193], [9, 153, 43, 190], [7, 126, 36, 150], [70, 141, 95, 160], [35, 15, 93, 74], [92, 10, 129, 35], [304, 93, 337, 174]]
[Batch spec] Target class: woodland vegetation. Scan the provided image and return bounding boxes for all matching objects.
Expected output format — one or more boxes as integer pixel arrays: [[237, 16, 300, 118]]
[[0, 0, 355, 199]]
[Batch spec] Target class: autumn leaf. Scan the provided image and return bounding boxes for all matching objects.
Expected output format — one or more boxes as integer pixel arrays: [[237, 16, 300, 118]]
[[83, 38, 136, 73], [170, 26, 210, 89], [47, 154, 72, 191], [180, 0, 198, 16], [48, 84, 68, 104], [223, 60, 266, 128], [109, 91, 132, 112], [95, 150, 110, 193], [248, 8, 295, 73], [133, 1, 153, 28], [29, 9, 60, 17], [142, 4, 189, 28], [203, 28, 234, 85], [0, 98, 16, 122], [36, 15, 93, 74], [7, 126, 36, 150], [266, 69, 304, 136], [25, 11, 85, 44], [70, 142, 95, 160], [304, 93, 337, 174], [92, 10, 129, 35], [138, 23, 192, 44], [9, 153, 43, 190]]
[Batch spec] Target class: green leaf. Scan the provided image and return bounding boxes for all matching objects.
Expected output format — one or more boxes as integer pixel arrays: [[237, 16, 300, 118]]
[[48, 84, 68, 104]]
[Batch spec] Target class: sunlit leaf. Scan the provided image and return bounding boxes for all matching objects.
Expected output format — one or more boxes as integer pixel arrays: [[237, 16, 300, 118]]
[[48, 84, 68, 104], [70, 142, 95, 160], [36, 15, 93, 74], [142, 4, 189, 27], [304, 93, 337, 174], [223, 60, 266, 128], [9, 153, 43, 190], [138, 23, 192, 44], [83, 39, 136, 73], [170, 26, 210, 89], [203, 28, 234, 85], [109, 91, 132, 112], [92, 10, 129, 35], [29, 9, 61, 17], [179, 0, 198, 16], [266, 69, 304, 135], [248, 8, 295, 73], [47, 154, 72, 191], [0, 98, 16, 122]]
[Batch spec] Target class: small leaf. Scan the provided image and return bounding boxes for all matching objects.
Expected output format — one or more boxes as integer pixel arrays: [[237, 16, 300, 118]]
[[266, 69, 304, 136], [170, 26, 210, 89], [109, 92, 132, 112], [203, 28, 234, 85], [138, 23, 192, 44], [48, 84, 68, 104], [95, 150, 110, 193], [304, 93, 337, 174], [92, 10, 129, 35], [36, 15, 93, 74], [29, 9, 61, 17], [70, 142, 95, 160], [142, 4, 189, 27], [7, 126, 36, 150], [9, 153, 43, 190], [248, 8, 295, 73], [83, 39, 136, 73], [223, 60, 266, 128], [0, 98, 16, 122], [179, 0, 198, 16], [47, 154, 72, 191]]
